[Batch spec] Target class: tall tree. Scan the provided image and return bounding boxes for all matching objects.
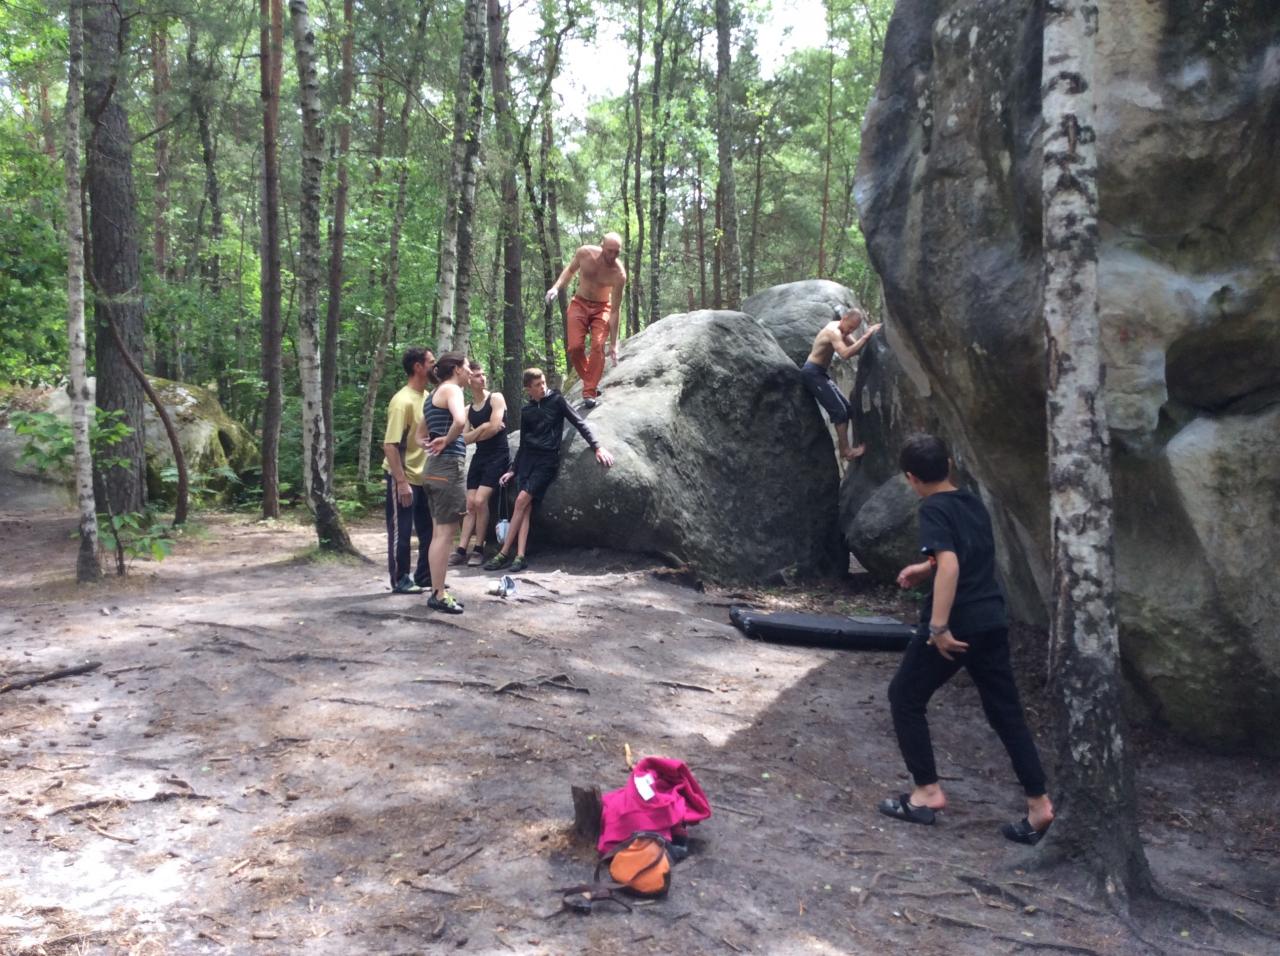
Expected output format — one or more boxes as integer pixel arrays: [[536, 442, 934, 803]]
[[436, 0, 487, 352], [816, 0, 834, 277], [356, 0, 428, 484], [628, 0, 645, 335], [64, 0, 99, 582], [488, 0, 523, 424], [322, 0, 354, 480], [1041, 0, 1151, 902], [290, 0, 356, 553], [259, 0, 284, 518], [84, 0, 146, 516], [713, 0, 741, 308], [645, 0, 666, 329], [151, 23, 171, 282]]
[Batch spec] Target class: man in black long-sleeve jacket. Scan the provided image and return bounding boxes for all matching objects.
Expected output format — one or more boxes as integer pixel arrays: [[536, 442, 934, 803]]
[[483, 368, 615, 572]]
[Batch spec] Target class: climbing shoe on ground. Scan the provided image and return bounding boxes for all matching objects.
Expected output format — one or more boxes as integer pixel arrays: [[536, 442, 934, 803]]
[[427, 591, 464, 614], [580, 397, 599, 409], [447, 548, 467, 567], [508, 555, 528, 573], [467, 549, 485, 567], [483, 552, 512, 571], [392, 575, 424, 594]]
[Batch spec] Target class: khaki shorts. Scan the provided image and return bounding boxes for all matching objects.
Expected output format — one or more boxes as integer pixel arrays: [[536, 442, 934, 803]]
[[424, 455, 466, 523]]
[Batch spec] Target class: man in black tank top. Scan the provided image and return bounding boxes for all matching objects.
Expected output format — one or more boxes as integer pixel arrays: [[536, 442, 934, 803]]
[[451, 363, 510, 566]]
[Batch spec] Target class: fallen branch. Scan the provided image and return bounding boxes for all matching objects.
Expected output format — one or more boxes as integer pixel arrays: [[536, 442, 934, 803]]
[[930, 911, 993, 932], [261, 653, 378, 666], [994, 938, 1100, 955], [88, 821, 137, 844], [318, 696, 437, 714], [49, 789, 212, 816], [650, 679, 715, 693], [436, 844, 484, 874], [0, 661, 102, 693]]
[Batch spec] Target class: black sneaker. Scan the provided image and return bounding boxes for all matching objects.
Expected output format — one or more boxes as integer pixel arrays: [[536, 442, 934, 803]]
[[508, 555, 528, 573], [427, 591, 464, 614], [483, 552, 512, 571], [580, 397, 599, 409], [392, 575, 424, 594]]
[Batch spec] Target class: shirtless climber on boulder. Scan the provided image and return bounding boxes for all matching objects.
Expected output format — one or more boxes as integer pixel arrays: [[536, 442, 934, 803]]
[[545, 233, 627, 409], [801, 306, 882, 459]]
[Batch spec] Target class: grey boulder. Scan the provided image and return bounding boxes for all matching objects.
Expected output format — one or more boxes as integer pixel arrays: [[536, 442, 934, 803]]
[[536, 309, 847, 584]]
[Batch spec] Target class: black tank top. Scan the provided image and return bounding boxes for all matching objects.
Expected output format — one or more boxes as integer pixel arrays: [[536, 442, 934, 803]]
[[468, 394, 510, 459], [424, 389, 466, 457]]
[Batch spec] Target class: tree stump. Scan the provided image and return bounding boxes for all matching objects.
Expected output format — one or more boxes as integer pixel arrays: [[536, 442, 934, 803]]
[[571, 784, 602, 846]]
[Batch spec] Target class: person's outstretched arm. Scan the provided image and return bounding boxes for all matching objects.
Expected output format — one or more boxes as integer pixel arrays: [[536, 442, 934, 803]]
[[558, 393, 614, 467], [546, 248, 583, 303]]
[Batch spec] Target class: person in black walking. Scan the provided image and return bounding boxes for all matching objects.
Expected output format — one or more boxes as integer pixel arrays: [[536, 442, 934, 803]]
[[483, 367, 614, 573], [877, 434, 1055, 845]]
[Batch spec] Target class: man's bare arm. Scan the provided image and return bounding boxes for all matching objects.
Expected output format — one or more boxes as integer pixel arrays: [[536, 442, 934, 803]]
[[546, 248, 584, 303], [608, 271, 627, 361], [834, 324, 882, 360]]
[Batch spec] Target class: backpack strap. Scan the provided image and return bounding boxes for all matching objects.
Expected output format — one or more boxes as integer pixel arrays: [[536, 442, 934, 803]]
[[555, 882, 633, 914]]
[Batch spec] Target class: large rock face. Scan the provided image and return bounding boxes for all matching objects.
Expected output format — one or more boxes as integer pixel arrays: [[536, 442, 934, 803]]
[[7, 378, 259, 507], [852, 1, 1280, 749], [534, 309, 847, 584]]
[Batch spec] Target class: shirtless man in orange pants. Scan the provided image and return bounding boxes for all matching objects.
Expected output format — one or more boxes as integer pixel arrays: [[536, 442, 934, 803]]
[[545, 232, 627, 409]]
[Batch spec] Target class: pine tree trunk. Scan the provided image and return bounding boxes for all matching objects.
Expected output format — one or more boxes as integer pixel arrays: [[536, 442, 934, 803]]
[[1041, 0, 1151, 902], [85, 0, 146, 517], [152, 25, 170, 281], [290, 0, 355, 553], [437, 0, 487, 352], [628, 0, 645, 337], [714, 0, 741, 309], [545, 111, 567, 355], [356, 1, 427, 484], [322, 0, 354, 481], [695, 159, 707, 307], [488, 0, 524, 427], [817, 3, 834, 277], [747, 109, 765, 296], [646, 0, 665, 329], [64, 0, 99, 582], [259, 0, 284, 518]]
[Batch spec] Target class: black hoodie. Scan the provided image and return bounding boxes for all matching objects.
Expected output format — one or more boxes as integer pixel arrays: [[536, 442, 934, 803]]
[[511, 389, 599, 471]]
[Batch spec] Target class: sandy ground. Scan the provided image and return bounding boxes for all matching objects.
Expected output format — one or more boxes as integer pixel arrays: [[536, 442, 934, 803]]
[[0, 510, 1276, 956]]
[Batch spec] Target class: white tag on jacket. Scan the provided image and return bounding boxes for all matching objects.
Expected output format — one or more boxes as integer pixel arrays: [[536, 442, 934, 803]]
[[634, 773, 656, 801]]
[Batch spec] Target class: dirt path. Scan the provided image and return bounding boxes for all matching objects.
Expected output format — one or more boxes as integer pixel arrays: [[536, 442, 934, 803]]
[[1, 511, 1275, 955]]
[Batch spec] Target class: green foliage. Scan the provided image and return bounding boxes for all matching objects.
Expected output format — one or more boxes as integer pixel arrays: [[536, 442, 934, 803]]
[[98, 506, 178, 565], [9, 408, 133, 475]]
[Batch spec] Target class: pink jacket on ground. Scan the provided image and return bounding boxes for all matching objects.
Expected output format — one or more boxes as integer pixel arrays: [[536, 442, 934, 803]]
[[598, 756, 712, 854]]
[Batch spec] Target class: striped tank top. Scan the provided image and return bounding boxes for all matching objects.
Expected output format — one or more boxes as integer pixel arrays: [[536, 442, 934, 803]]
[[424, 389, 466, 457]]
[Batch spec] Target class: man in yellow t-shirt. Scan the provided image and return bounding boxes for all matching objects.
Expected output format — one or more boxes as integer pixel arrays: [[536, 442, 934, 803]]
[[383, 347, 434, 592]]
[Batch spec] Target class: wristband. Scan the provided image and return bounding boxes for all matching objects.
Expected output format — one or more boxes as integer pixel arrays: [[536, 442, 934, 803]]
[[928, 623, 950, 636], [926, 554, 937, 569]]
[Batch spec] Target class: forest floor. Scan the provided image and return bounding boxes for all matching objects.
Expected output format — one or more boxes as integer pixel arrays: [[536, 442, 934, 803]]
[[0, 510, 1276, 956]]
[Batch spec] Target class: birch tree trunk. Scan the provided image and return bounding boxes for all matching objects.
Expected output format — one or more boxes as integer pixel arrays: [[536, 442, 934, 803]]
[[259, 0, 284, 518], [356, 0, 427, 483], [289, 0, 355, 554], [85, 0, 147, 517], [714, 0, 741, 309], [436, 0, 487, 352], [322, 0, 354, 480], [1041, 0, 1151, 901], [64, 0, 99, 582]]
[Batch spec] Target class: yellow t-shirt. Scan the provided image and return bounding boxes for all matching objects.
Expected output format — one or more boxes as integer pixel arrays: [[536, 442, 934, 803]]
[[382, 384, 427, 485]]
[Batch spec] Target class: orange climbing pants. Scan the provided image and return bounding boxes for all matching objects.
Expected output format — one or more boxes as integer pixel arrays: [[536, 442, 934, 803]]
[[567, 296, 609, 399]]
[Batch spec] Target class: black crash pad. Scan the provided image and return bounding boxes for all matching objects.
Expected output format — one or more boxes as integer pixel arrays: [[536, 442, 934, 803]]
[[729, 605, 915, 652]]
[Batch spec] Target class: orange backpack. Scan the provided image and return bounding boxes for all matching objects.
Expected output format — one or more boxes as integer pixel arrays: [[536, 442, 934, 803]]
[[596, 831, 672, 897], [556, 831, 675, 915]]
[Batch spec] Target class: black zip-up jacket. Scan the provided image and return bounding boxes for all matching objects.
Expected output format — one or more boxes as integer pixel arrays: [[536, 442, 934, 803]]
[[511, 389, 599, 471]]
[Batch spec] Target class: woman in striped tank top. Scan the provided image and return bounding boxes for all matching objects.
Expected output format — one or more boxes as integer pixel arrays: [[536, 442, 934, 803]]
[[414, 352, 470, 613]]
